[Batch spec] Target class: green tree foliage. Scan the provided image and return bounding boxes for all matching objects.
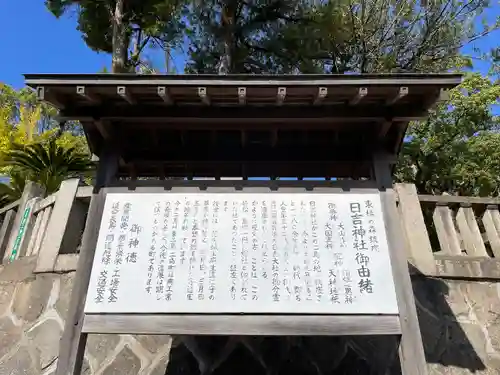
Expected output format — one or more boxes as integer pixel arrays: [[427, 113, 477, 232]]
[[0, 83, 58, 132], [395, 73, 500, 196], [0, 170, 27, 207], [0, 84, 91, 205], [185, 0, 312, 73], [2, 139, 93, 195], [45, 0, 186, 72], [186, 0, 499, 74]]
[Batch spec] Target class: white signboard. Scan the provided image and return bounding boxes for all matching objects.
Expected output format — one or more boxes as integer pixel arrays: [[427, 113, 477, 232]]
[[85, 193, 398, 314]]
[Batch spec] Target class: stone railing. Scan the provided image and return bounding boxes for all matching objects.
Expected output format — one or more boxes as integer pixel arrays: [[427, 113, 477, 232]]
[[396, 183, 500, 279], [0, 179, 91, 272], [2, 180, 500, 374], [3, 180, 500, 280], [0, 199, 20, 261]]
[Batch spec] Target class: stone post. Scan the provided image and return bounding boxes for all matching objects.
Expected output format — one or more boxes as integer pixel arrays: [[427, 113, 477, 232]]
[[35, 178, 80, 272], [3, 181, 45, 263], [395, 183, 436, 274], [0, 209, 16, 261]]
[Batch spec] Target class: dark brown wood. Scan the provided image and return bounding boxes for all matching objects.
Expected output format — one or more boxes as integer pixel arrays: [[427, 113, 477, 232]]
[[24, 73, 461, 179], [61, 103, 428, 121], [123, 145, 374, 163], [349, 87, 368, 105], [105, 179, 378, 189]]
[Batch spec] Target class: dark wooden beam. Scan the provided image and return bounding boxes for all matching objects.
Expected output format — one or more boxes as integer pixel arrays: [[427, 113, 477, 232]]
[[271, 129, 278, 147], [94, 120, 110, 140], [276, 87, 286, 105], [349, 87, 368, 105], [36, 86, 65, 109], [424, 88, 449, 111], [238, 87, 246, 105], [116, 161, 372, 179], [386, 87, 408, 106], [117, 86, 136, 104], [378, 120, 393, 139], [313, 87, 328, 105], [60, 103, 426, 121], [123, 145, 374, 163], [198, 87, 210, 105], [157, 86, 172, 104], [76, 86, 101, 104], [241, 130, 247, 147]]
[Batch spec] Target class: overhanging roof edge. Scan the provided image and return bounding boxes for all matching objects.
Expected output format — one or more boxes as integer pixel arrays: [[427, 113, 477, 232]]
[[24, 73, 463, 88]]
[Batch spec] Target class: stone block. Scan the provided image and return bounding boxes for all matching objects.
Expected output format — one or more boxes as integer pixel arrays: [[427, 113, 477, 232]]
[[0, 282, 16, 316], [443, 281, 472, 321], [0, 256, 37, 282], [135, 335, 172, 354], [0, 346, 36, 375], [101, 346, 141, 375], [27, 319, 62, 369], [12, 275, 53, 322], [86, 334, 121, 368], [149, 359, 169, 375], [438, 321, 487, 372], [463, 282, 500, 324], [415, 297, 445, 359], [44, 358, 91, 375], [55, 272, 75, 319], [82, 357, 92, 375], [0, 316, 23, 359]]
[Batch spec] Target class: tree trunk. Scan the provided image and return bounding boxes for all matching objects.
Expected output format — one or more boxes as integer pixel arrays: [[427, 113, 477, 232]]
[[111, 0, 128, 73], [218, 2, 236, 74]]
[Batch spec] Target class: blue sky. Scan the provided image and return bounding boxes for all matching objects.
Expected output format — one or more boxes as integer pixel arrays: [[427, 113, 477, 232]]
[[0, 0, 498, 89]]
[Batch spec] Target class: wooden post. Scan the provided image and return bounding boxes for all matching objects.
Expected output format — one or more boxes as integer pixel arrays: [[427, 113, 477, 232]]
[[55, 145, 119, 375], [373, 154, 428, 375], [4, 181, 44, 262], [394, 183, 435, 274], [0, 209, 16, 261], [35, 179, 80, 272]]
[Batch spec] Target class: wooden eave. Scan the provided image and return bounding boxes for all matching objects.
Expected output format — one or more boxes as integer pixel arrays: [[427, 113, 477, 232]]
[[24, 73, 462, 179]]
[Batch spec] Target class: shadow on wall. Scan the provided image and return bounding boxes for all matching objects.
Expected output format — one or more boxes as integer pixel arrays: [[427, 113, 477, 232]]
[[162, 267, 487, 375], [164, 335, 399, 375], [410, 264, 486, 373]]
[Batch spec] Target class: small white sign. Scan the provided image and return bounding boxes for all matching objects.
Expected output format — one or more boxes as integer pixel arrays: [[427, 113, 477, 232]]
[[84, 193, 398, 314]]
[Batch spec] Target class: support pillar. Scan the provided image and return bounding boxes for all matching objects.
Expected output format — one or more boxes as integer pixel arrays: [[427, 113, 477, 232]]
[[373, 153, 428, 375]]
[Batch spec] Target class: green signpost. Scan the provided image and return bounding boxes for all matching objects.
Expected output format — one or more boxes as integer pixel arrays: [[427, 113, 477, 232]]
[[9, 205, 31, 262]]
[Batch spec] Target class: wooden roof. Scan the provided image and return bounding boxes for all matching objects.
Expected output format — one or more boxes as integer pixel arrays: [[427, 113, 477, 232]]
[[25, 73, 462, 179]]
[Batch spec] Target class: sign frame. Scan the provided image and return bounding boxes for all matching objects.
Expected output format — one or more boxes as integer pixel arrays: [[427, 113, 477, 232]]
[[84, 192, 399, 316], [80, 185, 401, 336]]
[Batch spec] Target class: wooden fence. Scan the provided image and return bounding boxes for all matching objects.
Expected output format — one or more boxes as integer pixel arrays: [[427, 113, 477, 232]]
[[1, 180, 500, 280]]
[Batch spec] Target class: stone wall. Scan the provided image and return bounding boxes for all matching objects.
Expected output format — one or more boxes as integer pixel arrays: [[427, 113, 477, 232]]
[[414, 275, 500, 375], [2, 256, 500, 374], [0, 257, 171, 375]]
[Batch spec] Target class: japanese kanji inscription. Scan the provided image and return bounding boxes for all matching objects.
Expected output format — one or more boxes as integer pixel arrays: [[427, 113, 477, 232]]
[[85, 193, 398, 314]]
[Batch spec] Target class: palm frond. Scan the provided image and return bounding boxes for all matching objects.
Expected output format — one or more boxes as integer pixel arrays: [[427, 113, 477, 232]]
[[1, 138, 94, 194]]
